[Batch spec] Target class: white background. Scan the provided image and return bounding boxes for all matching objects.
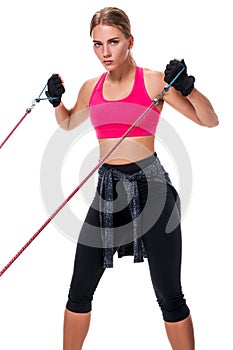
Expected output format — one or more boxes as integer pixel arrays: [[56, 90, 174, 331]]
[[0, 0, 232, 349]]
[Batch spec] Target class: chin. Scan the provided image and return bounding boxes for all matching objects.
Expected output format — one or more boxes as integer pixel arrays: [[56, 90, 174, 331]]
[[103, 64, 115, 71]]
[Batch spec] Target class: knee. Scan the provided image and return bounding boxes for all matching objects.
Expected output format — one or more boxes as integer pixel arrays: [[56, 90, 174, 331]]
[[66, 296, 92, 314], [66, 288, 93, 314], [157, 292, 190, 323]]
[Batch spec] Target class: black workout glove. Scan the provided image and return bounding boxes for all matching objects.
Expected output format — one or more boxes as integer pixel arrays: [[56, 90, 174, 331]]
[[45, 74, 65, 107], [164, 59, 195, 96]]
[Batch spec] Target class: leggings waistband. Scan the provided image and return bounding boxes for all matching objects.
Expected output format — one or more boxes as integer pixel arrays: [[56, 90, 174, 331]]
[[102, 152, 157, 174]]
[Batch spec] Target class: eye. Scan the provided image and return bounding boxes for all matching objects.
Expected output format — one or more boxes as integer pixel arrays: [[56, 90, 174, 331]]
[[110, 39, 119, 45], [94, 42, 102, 48]]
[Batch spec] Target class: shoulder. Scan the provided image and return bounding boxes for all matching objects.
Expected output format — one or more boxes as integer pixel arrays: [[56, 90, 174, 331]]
[[70, 75, 103, 115], [141, 67, 165, 99], [79, 76, 102, 104], [142, 68, 165, 89]]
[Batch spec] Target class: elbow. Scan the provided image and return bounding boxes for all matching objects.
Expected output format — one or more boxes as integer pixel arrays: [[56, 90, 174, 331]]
[[196, 114, 219, 128], [58, 123, 69, 131], [206, 119, 219, 128], [194, 106, 219, 128], [199, 120, 219, 128], [58, 117, 71, 131], [59, 124, 70, 131], [204, 117, 219, 128]]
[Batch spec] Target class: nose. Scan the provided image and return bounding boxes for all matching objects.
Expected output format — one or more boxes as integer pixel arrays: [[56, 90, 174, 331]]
[[103, 44, 111, 58]]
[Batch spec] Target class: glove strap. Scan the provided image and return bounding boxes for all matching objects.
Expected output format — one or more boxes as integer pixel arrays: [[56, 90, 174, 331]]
[[153, 66, 186, 104], [164, 66, 186, 93]]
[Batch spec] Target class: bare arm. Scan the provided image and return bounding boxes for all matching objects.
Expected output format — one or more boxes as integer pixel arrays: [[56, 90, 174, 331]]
[[54, 102, 71, 129], [54, 78, 98, 130], [163, 85, 219, 127], [145, 65, 219, 128]]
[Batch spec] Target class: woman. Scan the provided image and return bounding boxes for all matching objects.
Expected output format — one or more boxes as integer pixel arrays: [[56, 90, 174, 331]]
[[46, 7, 219, 350]]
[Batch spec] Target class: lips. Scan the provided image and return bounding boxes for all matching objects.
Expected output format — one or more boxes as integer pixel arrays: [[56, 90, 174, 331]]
[[103, 60, 113, 66]]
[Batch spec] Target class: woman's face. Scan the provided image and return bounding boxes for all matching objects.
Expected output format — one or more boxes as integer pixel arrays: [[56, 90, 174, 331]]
[[92, 24, 133, 70]]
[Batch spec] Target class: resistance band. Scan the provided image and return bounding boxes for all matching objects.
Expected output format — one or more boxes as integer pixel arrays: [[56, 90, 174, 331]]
[[0, 67, 185, 277], [0, 84, 57, 149]]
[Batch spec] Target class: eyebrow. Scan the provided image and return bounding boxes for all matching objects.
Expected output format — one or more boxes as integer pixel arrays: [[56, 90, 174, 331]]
[[93, 37, 120, 43]]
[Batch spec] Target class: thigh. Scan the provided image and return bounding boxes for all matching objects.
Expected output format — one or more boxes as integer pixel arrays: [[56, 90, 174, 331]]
[[141, 182, 182, 294], [68, 203, 106, 302], [68, 242, 106, 299]]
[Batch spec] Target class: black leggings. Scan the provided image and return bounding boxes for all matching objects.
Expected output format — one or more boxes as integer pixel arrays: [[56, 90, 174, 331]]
[[66, 159, 190, 323]]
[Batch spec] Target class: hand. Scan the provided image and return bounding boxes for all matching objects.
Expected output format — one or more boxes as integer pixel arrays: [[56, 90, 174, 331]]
[[45, 74, 65, 107], [164, 59, 195, 96]]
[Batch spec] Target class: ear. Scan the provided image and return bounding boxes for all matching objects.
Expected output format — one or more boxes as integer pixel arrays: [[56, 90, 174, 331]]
[[128, 35, 134, 50]]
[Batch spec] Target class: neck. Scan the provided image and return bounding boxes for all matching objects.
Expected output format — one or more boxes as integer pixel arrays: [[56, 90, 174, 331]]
[[106, 61, 136, 83]]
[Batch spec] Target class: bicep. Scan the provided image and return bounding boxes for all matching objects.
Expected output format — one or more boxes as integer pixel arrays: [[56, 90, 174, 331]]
[[68, 83, 91, 130]]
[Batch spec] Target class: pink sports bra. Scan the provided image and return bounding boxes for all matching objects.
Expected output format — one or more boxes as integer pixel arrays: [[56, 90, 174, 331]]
[[89, 67, 161, 139]]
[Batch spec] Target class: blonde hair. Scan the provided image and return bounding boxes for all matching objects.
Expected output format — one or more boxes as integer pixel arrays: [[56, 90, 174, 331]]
[[90, 7, 135, 65]]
